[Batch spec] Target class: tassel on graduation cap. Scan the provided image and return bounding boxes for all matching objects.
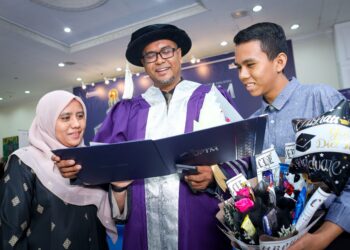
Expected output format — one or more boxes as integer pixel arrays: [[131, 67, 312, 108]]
[[122, 62, 134, 99]]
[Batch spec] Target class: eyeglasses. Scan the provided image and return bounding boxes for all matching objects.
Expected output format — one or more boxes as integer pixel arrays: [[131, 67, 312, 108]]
[[142, 47, 178, 63]]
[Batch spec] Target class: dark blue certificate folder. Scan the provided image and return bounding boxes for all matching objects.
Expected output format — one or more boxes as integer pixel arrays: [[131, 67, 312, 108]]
[[52, 115, 267, 185]]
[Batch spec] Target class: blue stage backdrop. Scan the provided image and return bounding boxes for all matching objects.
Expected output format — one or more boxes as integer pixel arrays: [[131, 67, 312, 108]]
[[74, 41, 296, 144]]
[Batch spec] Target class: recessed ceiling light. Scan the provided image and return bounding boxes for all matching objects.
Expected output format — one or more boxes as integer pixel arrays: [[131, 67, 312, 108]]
[[64, 27, 71, 33], [25, 91, 30, 94], [231, 10, 249, 19], [291, 24, 300, 30], [136, 73, 140, 76], [252, 5, 262, 12], [0, 97, 3, 100], [76, 77, 82, 81], [58, 62, 65, 67], [116, 67, 122, 72], [91, 82, 95, 86], [220, 41, 228, 46]]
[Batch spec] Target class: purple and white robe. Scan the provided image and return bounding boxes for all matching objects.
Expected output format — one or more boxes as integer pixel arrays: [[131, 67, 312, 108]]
[[95, 80, 248, 250]]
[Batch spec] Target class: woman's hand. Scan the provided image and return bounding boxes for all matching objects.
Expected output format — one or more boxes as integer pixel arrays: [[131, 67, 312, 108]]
[[111, 180, 134, 213], [51, 154, 81, 179], [111, 180, 134, 191]]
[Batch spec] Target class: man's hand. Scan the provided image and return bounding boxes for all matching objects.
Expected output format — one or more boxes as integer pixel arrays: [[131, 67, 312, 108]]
[[288, 221, 344, 250], [51, 154, 81, 179], [288, 233, 316, 250], [184, 165, 214, 191]]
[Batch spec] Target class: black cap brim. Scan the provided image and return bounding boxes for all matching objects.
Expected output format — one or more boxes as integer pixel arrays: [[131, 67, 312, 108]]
[[126, 26, 191, 67]]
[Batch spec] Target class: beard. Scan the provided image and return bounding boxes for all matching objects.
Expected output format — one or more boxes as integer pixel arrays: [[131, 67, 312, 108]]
[[155, 76, 176, 86]]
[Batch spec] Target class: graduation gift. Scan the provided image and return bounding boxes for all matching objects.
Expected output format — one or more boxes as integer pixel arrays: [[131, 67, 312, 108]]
[[290, 99, 350, 195], [216, 148, 328, 250]]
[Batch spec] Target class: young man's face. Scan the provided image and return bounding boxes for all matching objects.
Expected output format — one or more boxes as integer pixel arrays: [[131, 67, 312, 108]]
[[142, 39, 182, 92], [234, 40, 281, 99]]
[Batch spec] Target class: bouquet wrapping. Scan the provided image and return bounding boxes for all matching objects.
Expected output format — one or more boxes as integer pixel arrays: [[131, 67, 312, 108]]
[[217, 147, 329, 249]]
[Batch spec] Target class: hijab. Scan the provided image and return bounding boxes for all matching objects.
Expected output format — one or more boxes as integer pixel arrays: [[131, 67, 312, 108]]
[[11, 90, 117, 242]]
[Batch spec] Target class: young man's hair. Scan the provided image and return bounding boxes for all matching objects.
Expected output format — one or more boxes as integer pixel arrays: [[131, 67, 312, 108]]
[[233, 22, 288, 60]]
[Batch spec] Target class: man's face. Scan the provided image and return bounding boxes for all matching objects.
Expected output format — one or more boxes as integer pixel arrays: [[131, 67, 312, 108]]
[[234, 40, 280, 98], [142, 39, 182, 91]]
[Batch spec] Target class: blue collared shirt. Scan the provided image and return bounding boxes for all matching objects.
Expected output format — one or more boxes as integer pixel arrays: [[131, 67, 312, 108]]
[[251, 77, 350, 232], [251, 77, 344, 157]]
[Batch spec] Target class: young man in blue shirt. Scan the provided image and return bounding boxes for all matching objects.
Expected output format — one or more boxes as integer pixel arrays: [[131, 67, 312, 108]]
[[233, 22, 349, 249]]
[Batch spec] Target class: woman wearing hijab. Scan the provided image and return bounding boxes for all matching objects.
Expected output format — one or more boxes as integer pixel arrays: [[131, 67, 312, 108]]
[[0, 90, 117, 249]]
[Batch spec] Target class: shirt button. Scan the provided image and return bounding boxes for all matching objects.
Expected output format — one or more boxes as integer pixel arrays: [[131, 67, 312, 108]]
[[270, 120, 275, 124]]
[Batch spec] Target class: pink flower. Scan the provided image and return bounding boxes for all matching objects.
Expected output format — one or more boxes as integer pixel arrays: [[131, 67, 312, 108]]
[[236, 187, 251, 198], [234, 198, 254, 213]]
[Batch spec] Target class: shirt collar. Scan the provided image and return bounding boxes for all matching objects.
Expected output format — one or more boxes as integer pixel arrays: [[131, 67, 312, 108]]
[[261, 77, 299, 111]]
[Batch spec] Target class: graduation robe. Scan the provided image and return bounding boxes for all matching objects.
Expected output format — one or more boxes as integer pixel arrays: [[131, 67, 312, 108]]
[[95, 80, 245, 250]]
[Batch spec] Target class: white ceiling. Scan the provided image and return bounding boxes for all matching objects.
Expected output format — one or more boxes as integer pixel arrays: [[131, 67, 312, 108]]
[[0, 0, 350, 107]]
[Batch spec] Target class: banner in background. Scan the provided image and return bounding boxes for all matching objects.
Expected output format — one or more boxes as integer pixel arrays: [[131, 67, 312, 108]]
[[3, 136, 19, 161], [74, 42, 296, 144]]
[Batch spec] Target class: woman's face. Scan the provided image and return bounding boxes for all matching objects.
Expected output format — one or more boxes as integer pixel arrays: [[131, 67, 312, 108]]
[[55, 99, 86, 147]]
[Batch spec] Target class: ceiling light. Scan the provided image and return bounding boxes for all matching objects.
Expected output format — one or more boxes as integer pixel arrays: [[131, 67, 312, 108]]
[[104, 77, 116, 84], [31, 0, 108, 11], [116, 67, 122, 72], [231, 10, 249, 19], [58, 62, 65, 67], [252, 5, 262, 12], [136, 73, 140, 76], [64, 27, 71, 33], [76, 77, 82, 81], [196, 58, 200, 63], [91, 82, 95, 87], [0, 97, 3, 100], [25, 91, 30, 94], [291, 24, 300, 30], [190, 57, 196, 64], [81, 82, 86, 90], [220, 41, 228, 46]]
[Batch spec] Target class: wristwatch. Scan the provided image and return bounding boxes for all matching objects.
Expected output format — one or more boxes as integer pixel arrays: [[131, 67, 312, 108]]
[[111, 184, 129, 192]]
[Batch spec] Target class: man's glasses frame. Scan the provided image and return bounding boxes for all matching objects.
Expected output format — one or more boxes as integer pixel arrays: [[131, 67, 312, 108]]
[[142, 47, 178, 64]]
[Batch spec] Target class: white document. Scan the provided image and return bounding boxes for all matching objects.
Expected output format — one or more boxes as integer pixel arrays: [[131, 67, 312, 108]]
[[194, 84, 243, 131]]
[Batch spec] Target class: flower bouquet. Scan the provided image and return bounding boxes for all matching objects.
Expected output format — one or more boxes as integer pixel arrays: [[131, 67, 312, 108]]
[[216, 147, 328, 249]]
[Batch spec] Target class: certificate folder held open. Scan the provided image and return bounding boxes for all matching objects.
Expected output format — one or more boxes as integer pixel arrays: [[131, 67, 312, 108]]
[[52, 115, 267, 185]]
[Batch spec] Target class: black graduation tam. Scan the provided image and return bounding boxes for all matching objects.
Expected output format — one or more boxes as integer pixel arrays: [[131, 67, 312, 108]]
[[125, 24, 192, 66]]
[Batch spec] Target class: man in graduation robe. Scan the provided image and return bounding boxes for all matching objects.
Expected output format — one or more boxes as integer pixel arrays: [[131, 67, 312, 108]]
[[57, 24, 248, 250]]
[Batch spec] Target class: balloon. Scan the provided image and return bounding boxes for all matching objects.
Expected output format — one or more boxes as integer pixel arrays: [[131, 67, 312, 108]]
[[290, 100, 350, 195]]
